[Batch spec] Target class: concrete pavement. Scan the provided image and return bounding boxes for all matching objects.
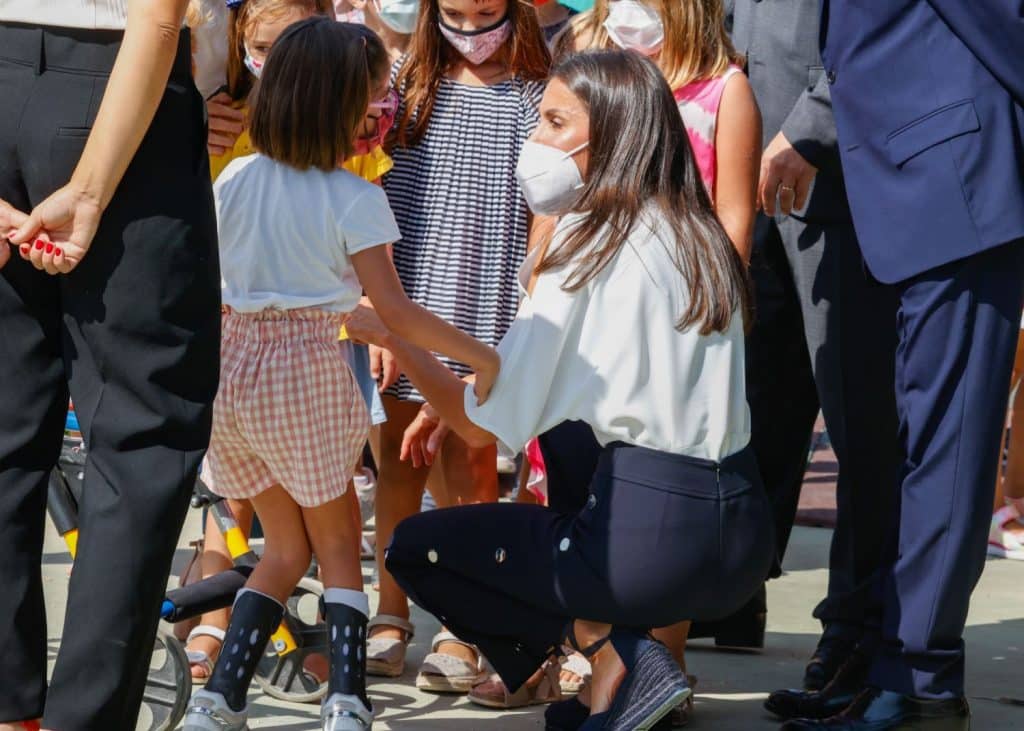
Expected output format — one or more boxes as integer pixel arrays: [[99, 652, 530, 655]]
[[39, 508, 1024, 729]]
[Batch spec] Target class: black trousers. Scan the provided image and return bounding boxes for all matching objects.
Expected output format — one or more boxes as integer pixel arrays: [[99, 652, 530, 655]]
[[0, 24, 219, 728], [386, 441, 775, 692], [745, 214, 900, 632]]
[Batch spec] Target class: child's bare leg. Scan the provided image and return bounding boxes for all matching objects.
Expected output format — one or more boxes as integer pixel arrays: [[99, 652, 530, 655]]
[[246, 486, 312, 602], [995, 332, 1024, 534], [373, 397, 432, 640], [430, 435, 498, 665], [304, 492, 372, 715], [199, 486, 309, 713], [186, 499, 254, 678]]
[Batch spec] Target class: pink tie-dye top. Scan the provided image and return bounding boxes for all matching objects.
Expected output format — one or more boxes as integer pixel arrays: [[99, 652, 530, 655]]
[[674, 65, 743, 199]]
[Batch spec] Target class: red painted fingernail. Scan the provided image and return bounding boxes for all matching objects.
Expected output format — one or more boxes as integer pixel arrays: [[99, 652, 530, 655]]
[[35, 239, 45, 250], [45, 243, 54, 254], [55, 248, 62, 256], [20, 244, 30, 254]]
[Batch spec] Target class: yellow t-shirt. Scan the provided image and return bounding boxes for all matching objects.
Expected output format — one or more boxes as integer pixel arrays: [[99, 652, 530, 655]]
[[209, 109, 393, 183]]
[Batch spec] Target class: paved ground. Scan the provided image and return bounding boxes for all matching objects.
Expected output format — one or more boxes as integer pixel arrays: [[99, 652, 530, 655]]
[[39, 507, 1024, 730]]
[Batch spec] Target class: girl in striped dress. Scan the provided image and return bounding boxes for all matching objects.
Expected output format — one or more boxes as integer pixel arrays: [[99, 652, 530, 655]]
[[366, 0, 551, 693]]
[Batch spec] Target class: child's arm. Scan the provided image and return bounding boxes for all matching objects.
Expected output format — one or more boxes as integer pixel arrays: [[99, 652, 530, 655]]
[[351, 245, 500, 400], [346, 304, 496, 448], [714, 72, 762, 264]]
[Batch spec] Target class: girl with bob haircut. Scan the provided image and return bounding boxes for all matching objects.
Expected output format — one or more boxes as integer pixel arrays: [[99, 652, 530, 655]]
[[184, 18, 498, 731], [180, 0, 398, 685], [345, 49, 775, 731]]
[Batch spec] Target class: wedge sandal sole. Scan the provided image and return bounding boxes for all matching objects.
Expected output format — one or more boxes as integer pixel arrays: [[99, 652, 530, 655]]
[[606, 643, 692, 731], [366, 658, 405, 678], [415, 671, 489, 693]]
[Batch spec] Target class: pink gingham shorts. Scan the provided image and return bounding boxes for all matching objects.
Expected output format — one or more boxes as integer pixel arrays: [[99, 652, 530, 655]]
[[206, 308, 370, 508]]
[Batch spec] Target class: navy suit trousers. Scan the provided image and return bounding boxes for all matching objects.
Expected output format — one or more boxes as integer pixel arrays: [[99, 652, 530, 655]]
[[870, 239, 1024, 698]]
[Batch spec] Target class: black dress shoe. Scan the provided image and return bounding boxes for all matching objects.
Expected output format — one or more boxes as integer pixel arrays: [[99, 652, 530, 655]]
[[689, 585, 766, 650], [804, 632, 861, 691], [765, 641, 871, 720], [780, 688, 970, 730]]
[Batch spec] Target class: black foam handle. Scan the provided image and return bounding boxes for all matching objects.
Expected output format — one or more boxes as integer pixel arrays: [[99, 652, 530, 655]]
[[162, 565, 254, 622]]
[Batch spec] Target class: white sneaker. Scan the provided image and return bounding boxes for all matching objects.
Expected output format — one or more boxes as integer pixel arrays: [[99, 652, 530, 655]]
[[184, 689, 249, 731], [321, 692, 374, 730]]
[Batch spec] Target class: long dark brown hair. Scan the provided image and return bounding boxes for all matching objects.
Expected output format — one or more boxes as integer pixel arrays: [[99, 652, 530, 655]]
[[538, 50, 751, 335], [394, 0, 550, 147]]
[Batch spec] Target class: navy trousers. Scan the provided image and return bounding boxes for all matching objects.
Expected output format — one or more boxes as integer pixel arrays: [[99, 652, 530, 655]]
[[386, 441, 774, 691], [869, 239, 1024, 698]]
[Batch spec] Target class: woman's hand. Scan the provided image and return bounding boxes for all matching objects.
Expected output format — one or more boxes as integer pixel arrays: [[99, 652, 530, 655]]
[[0, 199, 30, 270], [345, 301, 392, 347], [401, 403, 450, 468], [9, 185, 103, 275], [369, 344, 400, 392], [206, 92, 245, 157]]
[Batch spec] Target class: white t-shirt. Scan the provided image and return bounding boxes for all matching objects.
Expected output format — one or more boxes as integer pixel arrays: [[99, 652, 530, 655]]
[[0, 1, 129, 29], [465, 211, 751, 462], [214, 154, 400, 313]]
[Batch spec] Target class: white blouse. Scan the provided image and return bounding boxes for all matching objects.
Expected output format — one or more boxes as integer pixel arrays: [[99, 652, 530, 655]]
[[0, 1, 129, 29], [464, 211, 751, 463]]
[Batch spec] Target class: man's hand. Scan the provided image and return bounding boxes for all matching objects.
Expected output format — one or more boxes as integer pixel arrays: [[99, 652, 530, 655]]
[[0, 199, 30, 270], [369, 344, 400, 392], [400, 403, 450, 468], [206, 92, 245, 157], [10, 185, 103, 275], [758, 131, 817, 216]]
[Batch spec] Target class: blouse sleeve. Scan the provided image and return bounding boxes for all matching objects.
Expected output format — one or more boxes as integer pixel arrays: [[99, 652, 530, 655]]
[[464, 267, 589, 452], [339, 183, 401, 255]]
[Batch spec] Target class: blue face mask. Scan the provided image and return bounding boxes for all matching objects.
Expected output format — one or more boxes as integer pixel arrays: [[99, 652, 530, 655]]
[[374, 0, 420, 34]]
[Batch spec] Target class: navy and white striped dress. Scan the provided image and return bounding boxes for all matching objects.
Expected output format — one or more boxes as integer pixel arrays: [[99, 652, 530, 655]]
[[384, 75, 545, 402]]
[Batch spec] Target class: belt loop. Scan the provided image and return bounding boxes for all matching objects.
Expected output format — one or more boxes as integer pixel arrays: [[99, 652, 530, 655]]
[[34, 27, 45, 75]]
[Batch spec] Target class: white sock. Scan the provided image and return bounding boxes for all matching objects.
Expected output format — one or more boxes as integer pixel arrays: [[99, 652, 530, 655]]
[[323, 587, 369, 617], [234, 587, 284, 611]]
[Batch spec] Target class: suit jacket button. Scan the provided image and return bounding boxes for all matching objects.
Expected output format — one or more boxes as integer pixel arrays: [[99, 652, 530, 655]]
[[827, 69, 837, 84], [428, 549, 439, 564], [495, 548, 507, 564]]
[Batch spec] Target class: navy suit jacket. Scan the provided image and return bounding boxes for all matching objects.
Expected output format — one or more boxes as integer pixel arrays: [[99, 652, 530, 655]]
[[819, 0, 1024, 283]]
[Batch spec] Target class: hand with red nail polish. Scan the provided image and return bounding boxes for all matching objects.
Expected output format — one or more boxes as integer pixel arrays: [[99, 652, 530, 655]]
[[7, 184, 101, 275]]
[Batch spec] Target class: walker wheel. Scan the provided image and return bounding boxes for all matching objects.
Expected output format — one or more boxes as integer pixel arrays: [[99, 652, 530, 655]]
[[137, 627, 191, 731], [254, 576, 329, 703]]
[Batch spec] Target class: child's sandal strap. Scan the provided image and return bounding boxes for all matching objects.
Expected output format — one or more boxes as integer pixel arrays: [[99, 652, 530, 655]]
[[187, 624, 227, 644], [369, 614, 416, 640]]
